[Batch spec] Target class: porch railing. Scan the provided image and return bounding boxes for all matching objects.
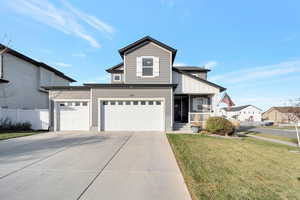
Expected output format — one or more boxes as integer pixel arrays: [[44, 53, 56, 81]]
[[188, 112, 211, 126]]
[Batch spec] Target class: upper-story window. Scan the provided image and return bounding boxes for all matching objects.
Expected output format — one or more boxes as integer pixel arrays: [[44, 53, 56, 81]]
[[113, 74, 121, 81], [136, 56, 159, 77], [142, 58, 153, 76]]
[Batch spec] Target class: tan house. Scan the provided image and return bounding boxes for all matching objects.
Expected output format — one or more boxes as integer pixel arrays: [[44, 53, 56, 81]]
[[262, 107, 300, 124]]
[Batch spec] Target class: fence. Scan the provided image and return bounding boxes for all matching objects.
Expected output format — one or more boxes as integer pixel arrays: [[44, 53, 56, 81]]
[[0, 108, 49, 130]]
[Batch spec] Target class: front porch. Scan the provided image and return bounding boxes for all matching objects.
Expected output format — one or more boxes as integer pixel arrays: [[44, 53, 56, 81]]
[[174, 94, 213, 128]]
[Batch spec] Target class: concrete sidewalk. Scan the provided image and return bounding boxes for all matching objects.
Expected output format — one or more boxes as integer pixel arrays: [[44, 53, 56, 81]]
[[248, 134, 298, 147]]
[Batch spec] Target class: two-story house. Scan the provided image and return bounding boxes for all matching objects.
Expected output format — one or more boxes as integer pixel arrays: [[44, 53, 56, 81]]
[[45, 36, 226, 132], [0, 44, 75, 109]]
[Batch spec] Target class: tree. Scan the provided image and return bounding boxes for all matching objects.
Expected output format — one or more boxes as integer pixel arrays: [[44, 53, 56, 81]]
[[286, 107, 300, 148]]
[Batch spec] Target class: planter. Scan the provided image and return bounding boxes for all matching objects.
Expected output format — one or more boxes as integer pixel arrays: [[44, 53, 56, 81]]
[[191, 126, 200, 133]]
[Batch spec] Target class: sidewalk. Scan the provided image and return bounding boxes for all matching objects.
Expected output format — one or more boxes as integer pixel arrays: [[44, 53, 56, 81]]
[[248, 135, 298, 147]]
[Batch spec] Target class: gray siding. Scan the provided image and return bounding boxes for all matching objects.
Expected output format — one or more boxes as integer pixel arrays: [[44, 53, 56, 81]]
[[0, 53, 71, 109], [49, 89, 91, 100], [124, 43, 171, 84], [193, 72, 207, 80], [91, 88, 173, 131], [110, 73, 124, 83], [1, 53, 48, 109]]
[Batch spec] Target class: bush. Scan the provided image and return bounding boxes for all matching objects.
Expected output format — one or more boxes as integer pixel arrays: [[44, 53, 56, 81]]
[[0, 118, 32, 132], [205, 117, 235, 136]]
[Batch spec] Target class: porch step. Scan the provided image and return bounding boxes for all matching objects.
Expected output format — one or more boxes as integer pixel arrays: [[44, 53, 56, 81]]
[[173, 123, 191, 131]]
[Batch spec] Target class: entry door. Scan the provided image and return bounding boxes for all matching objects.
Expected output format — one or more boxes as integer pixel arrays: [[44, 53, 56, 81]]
[[174, 96, 188, 123], [102, 100, 164, 131]]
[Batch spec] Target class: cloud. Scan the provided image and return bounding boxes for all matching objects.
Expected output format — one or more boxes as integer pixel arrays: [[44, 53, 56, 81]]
[[161, 0, 175, 7], [283, 34, 296, 41], [173, 62, 187, 66], [61, 0, 115, 39], [5, 0, 115, 48], [54, 62, 72, 67], [210, 60, 300, 84], [72, 53, 86, 58], [204, 61, 218, 69]]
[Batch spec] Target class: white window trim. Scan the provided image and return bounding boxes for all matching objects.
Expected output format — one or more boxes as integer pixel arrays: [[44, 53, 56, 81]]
[[113, 74, 122, 82], [141, 56, 155, 78]]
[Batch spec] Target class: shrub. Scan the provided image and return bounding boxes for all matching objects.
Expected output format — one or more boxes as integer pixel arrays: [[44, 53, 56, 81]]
[[205, 117, 235, 136], [0, 118, 32, 132], [199, 130, 210, 135]]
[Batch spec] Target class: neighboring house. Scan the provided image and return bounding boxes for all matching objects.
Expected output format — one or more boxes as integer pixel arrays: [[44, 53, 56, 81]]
[[220, 105, 262, 122], [44, 36, 226, 132], [0, 44, 75, 109], [262, 106, 300, 124]]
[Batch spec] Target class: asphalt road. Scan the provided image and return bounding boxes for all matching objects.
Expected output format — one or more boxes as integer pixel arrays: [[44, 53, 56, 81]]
[[242, 126, 298, 139]]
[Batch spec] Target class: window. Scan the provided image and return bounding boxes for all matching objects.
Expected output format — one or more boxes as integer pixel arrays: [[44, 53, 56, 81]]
[[113, 74, 121, 81], [155, 101, 161, 105], [148, 101, 154, 105], [103, 101, 108, 105], [118, 101, 123, 105], [110, 101, 116, 105], [75, 102, 80, 106], [125, 101, 131, 105], [142, 58, 153, 76], [133, 101, 139, 105], [141, 101, 146, 105], [82, 102, 88, 106]]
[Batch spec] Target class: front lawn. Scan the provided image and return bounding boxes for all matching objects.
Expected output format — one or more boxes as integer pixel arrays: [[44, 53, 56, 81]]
[[167, 134, 300, 200], [0, 131, 43, 140], [250, 132, 299, 144]]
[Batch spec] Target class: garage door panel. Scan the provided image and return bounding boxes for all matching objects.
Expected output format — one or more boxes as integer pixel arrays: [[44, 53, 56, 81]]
[[102, 100, 164, 131], [59, 102, 89, 131]]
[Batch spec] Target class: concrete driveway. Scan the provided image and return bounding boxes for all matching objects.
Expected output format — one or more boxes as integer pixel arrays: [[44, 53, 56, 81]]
[[0, 132, 191, 200]]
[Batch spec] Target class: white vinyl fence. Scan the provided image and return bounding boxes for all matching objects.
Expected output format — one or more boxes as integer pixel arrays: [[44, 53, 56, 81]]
[[0, 108, 49, 130]]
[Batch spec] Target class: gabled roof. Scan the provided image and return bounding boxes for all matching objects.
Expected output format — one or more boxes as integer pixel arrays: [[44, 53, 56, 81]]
[[175, 66, 211, 72], [222, 105, 262, 112], [265, 106, 300, 114], [118, 36, 177, 62], [106, 63, 123, 73], [173, 67, 226, 92], [0, 44, 76, 82]]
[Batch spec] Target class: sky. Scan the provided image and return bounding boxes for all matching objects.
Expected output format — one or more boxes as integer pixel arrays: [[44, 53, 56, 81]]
[[0, 0, 300, 111]]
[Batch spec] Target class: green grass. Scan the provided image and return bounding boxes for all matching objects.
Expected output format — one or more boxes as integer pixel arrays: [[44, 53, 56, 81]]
[[250, 132, 299, 144], [0, 131, 43, 140], [167, 134, 300, 200]]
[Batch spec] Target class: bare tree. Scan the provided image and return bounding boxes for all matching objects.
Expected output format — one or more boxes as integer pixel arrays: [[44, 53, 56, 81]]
[[286, 107, 300, 148]]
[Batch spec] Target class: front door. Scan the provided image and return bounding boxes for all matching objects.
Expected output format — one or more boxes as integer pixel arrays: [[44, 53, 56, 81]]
[[174, 96, 188, 123]]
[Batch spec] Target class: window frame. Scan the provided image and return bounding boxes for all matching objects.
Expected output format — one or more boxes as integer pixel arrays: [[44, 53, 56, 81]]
[[113, 74, 121, 82], [141, 56, 155, 77]]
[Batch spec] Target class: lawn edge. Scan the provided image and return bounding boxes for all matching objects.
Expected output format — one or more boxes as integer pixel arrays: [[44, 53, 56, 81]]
[[166, 134, 197, 200]]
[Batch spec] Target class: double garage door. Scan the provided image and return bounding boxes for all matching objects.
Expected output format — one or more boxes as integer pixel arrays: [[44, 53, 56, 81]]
[[101, 100, 164, 131], [57, 99, 164, 131]]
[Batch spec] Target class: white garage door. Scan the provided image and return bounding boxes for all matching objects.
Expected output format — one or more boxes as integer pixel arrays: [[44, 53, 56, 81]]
[[101, 100, 164, 131], [59, 101, 89, 131]]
